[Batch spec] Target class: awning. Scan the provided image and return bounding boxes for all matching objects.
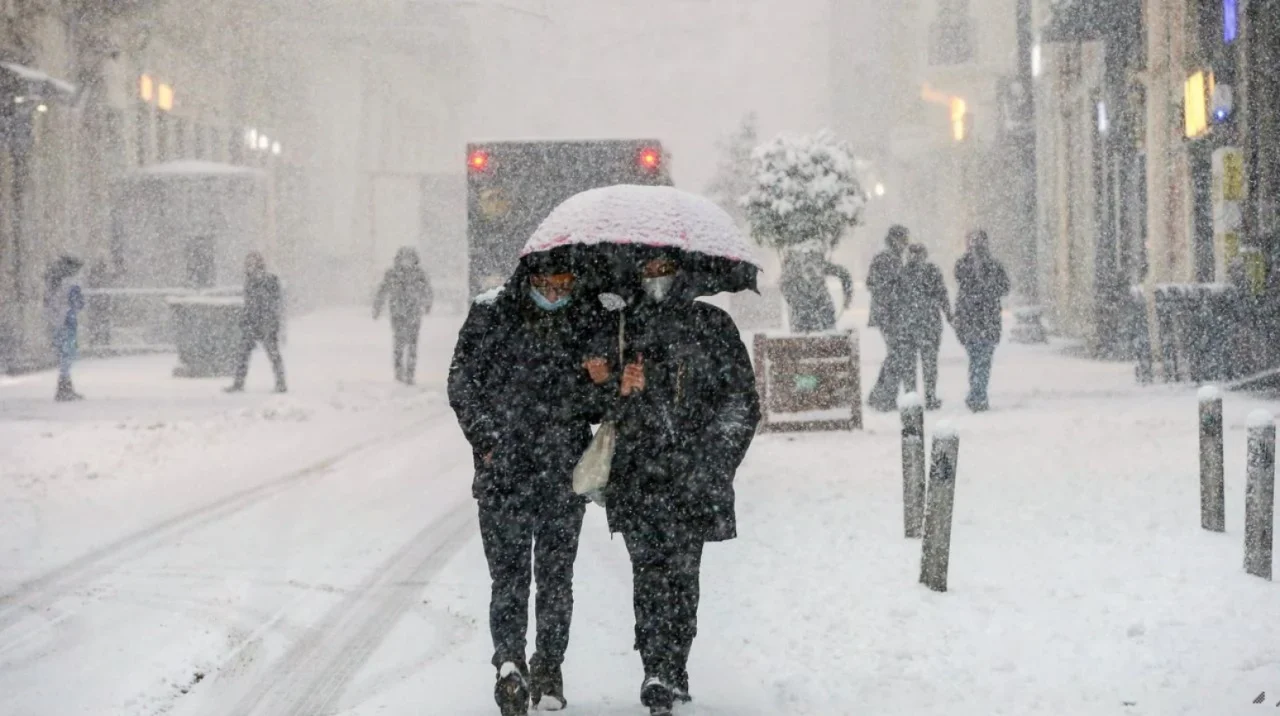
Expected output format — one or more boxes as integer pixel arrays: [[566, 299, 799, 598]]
[[1, 62, 77, 99], [1041, 0, 1140, 44]]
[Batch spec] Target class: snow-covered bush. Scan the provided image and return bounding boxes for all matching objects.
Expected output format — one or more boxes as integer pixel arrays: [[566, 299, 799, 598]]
[[740, 130, 866, 250]]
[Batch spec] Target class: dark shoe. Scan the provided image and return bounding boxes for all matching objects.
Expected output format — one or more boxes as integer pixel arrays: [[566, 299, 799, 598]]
[[641, 676, 674, 714], [495, 661, 529, 716], [55, 378, 83, 402], [926, 398, 943, 411], [671, 670, 691, 703], [966, 397, 988, 413], [224, 384, 245, 394], [529, 653, 565, 711], [274, 382, 288, 394]]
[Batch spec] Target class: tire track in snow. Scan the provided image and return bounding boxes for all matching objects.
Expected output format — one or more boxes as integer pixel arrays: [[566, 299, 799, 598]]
[[223, 497, 476, 716], [0, 411, 454, 644]]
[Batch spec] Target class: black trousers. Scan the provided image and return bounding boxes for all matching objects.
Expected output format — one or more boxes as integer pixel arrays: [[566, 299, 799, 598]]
[[478, 497, 586, 669], [392, 317, 421, 382], [232, 328, 286, 388], [624, 526, 705, 683], [903, 337, 941, 403], [868, 327, 913, 408]]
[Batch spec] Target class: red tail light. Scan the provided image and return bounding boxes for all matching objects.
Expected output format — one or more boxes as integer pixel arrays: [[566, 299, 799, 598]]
[[468, 150, 490, 172], [638, 147, 661, 171]]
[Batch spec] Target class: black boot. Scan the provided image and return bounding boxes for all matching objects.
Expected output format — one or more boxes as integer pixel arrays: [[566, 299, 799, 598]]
[[495, 660, 529, 716], [529, 652, 565, 711], [55, 377, 83, 402], [641, 676, 674, 715]]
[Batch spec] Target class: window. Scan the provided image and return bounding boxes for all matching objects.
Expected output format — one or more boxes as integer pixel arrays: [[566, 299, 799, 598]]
[[929, 0, 976, 65]]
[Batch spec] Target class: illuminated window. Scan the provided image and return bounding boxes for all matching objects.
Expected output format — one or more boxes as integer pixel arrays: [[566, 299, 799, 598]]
[[1184, 71, 1208, 138], [139, 74, 154, 102], [157, 83, 174, 112]]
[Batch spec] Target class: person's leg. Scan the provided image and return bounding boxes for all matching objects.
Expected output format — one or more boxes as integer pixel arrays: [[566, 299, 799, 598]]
[[227, 330, 256, 391], [868, 328, 900, 410], [55, 330, 81, 401], [667, 537, 705, 702], [479, 502, 535, 670], [624, 530, 671, 680], [530, 499, 586, 708], [973, 342, 996, 408], [900, 341, 920, 395], [261, 330, 287, 392], [405, 318, 421, 384], [392, 320, 407, 382], [923, 338, 941, 408]]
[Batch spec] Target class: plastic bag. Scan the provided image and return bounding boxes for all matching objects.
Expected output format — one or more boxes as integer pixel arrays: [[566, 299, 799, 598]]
[[573, 421, 616, 504]]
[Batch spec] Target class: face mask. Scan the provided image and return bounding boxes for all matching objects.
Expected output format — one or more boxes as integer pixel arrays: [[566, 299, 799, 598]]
[[643, 276, 675, 302], [529, 286, 571, 312]]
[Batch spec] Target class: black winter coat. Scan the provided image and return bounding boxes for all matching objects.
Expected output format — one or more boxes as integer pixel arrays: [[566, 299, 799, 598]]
[[242, 272, 282, 335], [447, 283, 605, 509], [375, 266, 433, 322], [953, 252, 1011, 346], [898, 260, 951, 342], [866, 250, 904, 330], [601, 300, 761, 543]]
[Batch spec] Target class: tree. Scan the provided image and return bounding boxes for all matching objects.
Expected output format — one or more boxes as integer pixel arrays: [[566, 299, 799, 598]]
[[704, 112, 758, 227], [740, 129, 866, 251]]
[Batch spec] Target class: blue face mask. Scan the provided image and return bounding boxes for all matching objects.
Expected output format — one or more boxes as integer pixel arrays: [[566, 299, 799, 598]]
[[529, 286, 571, 312]]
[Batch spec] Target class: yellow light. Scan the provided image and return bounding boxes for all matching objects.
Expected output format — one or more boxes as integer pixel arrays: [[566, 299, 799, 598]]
[[951, 97, 968, 141], [1184, 71, 1207, 138], [140, 74, 154, 102], [157, 83, 174, 112]]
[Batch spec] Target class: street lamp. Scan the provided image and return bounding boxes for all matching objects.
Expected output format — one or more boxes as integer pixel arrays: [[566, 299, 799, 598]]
[[271, 141, 282, 156], [874, 182, 886, 198]]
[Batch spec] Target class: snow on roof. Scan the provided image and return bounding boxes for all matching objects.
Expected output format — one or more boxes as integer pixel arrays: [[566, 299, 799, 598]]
[[133, 160, 264, 177], [1, 61, 76, 95], [1197, 386, 1221, 403], [1247, 409, 1274, 429], [522, 185, 762, 267]]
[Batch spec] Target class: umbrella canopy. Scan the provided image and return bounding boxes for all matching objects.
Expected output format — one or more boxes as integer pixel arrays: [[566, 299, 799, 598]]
[[521, 184, 761, 297]]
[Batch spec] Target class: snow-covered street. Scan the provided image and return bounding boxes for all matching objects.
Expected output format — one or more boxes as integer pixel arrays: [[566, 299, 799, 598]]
[[2, 304, 1278, 716]]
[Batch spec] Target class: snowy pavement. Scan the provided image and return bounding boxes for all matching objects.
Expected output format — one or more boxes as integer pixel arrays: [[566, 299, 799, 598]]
[[2, 303, 1278, 716]]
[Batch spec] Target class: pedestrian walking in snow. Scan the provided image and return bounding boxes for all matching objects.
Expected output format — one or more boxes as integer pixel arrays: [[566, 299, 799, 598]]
[[44, 255, 86, 402], [373, 247, 433, 384], [898, 244, 952, 410], [226, 252, 287, 394], [448, 246, 606, 716], [866, 225, 912, 411], [954, 230, 1010, 412], [779, 248, 854, 333], [588, 249, 760, 714]]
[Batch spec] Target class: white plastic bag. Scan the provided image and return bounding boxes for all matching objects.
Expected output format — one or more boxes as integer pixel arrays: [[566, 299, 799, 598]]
[[572, 421, 616, 504]]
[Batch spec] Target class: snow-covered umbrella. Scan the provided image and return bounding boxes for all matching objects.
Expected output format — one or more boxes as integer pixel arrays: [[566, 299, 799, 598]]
[[521, 184, 762, 298]]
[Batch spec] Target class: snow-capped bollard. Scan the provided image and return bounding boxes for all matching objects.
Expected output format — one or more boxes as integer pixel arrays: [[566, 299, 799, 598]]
[[1244, 409, 1275, 580], [900, 392, 926, 538], [1198, 386, 1225, 532], [920, 421, 959, 593]]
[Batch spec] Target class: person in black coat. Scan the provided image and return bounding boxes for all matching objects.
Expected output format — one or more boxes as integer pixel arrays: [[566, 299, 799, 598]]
[[226, 251, 286, 393], [866, 225, 911, 411], [374, 247, 434, 384], [779, 249, 854, 333], [587, 249, 760, 713], [447, 246, 605, 715], [954, 230, 1011, 412], [898, 244, 952, 410]]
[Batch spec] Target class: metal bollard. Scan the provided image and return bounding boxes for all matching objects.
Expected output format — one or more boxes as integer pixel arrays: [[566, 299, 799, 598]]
[[1198, 386, 1225, 532], [920, 422, 959, 593], [1245, 410, 1275, 580], [901, 392, 926, 538]]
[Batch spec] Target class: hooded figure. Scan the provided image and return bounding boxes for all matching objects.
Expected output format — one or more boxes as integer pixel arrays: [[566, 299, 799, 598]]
[[447, 246, 608, 715], [866, 225, 912, 411], [44, 255, 86, 402], [226, 252, 287, 394], [586, 247, 760, 712], [954, 230, 1010, 412], [898, 244, 952, 409], [373, 247, 434, 384]]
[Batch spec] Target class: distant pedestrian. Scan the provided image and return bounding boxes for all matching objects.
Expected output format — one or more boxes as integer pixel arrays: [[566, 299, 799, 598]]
[[954, 230, 1010, 412], [866, 225, 911, 411], [779, 248, 854, 333], [898, 244, 951, 410], [226, 251, 287, 394], [374, 247, 434, 384], [44, 255, 86, 402]]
